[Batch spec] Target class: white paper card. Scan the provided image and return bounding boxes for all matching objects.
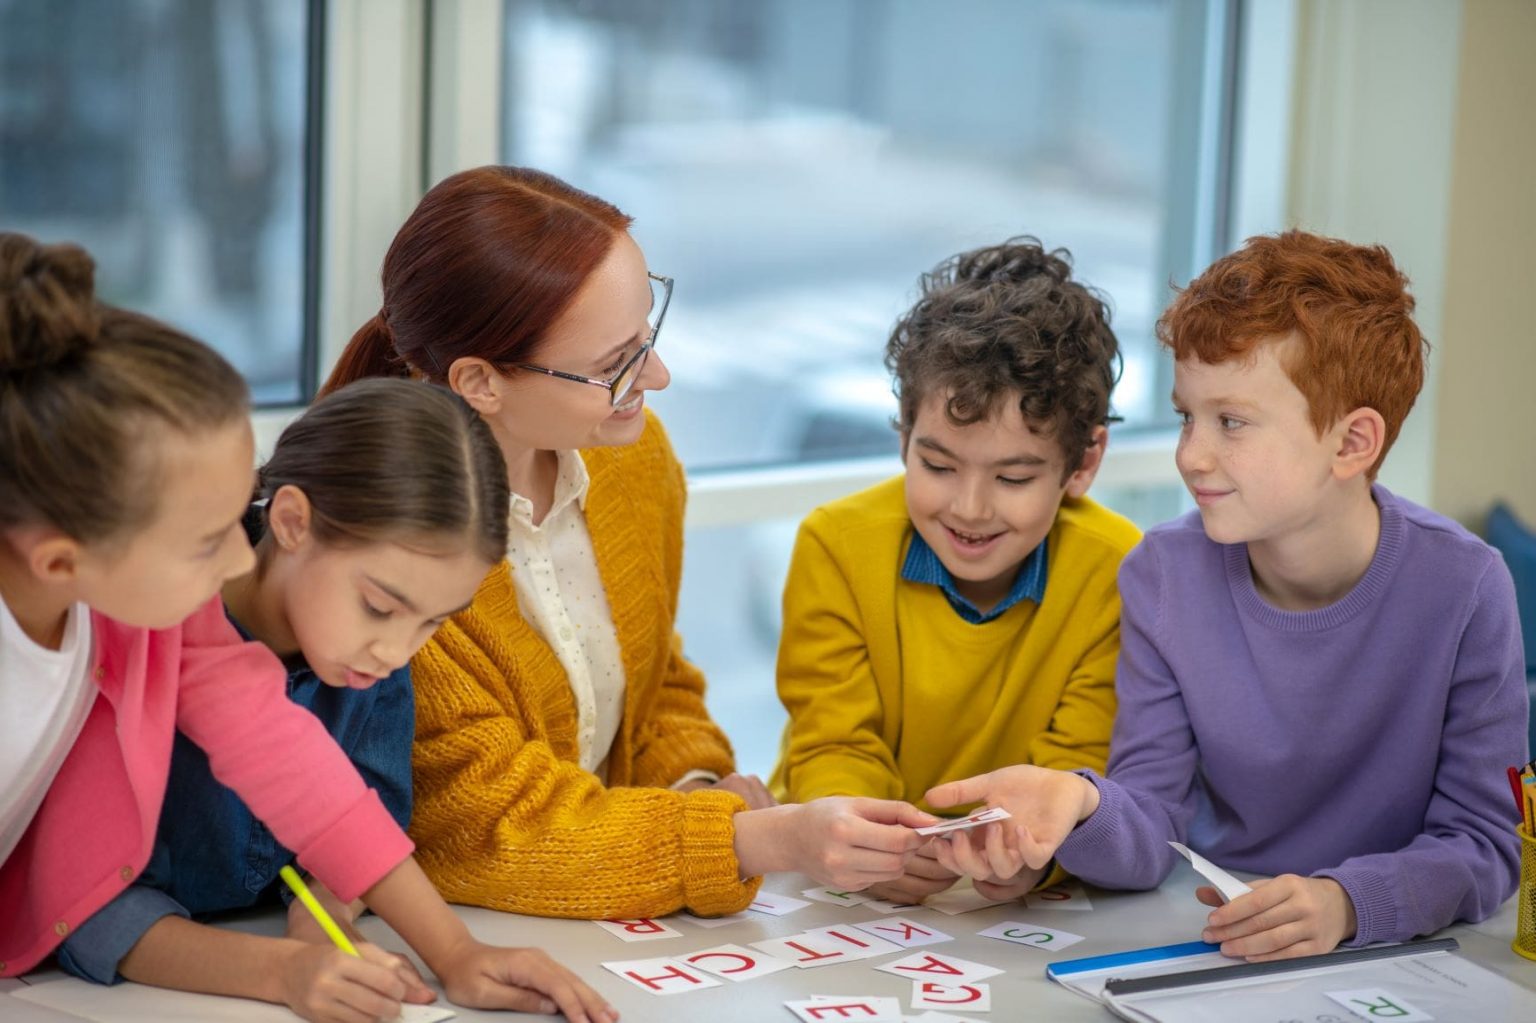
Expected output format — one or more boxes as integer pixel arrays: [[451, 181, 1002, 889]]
[[1325, 988, 1435, 1021], [851, 917, 954, 948], [752, 932, 866, 969], [802, 887, 874, 907], [1168, 841, 1253, 903], [862, 897, 922, 913], [600, 957, 721, 995], [594, 917, 681, 942], [977, 920, 1086, 951], [747, 890, 812, 916], [801, 924, 906, 960], [915, 806, 1011, 836], [911, 981, 992, 1012], [785, 996, 903, 1021], [1024, 881, 1093, 911], [680, 943, 795, 982], [874, 951, 1003, 985]]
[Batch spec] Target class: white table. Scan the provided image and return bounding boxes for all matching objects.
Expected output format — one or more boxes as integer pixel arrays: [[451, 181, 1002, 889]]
[[8, 862, 1533, 1021]]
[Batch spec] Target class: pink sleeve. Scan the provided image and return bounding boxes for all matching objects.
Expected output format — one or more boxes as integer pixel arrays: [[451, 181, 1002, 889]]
[[172, 598, 414, 902]]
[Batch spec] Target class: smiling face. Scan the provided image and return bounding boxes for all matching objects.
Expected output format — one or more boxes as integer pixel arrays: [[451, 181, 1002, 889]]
[[903, 393, 1104, 613], [72, 420, 258, 630], [482, 233, 671, 453], [1172, 336, 1348, 546]]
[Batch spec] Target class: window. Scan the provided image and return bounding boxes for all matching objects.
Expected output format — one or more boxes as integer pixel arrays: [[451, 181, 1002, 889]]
[[0, 0, 319, 404], [501, 0, 1234, 772]]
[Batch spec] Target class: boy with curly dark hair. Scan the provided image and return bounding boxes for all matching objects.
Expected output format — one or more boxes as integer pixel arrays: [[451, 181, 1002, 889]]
[[769, 238, 1140, 903]]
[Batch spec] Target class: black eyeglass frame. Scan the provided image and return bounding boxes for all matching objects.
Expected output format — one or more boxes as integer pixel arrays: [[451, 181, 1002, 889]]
[[511, 273, 673, 407]]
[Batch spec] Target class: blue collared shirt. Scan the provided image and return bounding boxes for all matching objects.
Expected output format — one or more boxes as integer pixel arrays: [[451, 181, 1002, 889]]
[[900, 529, 1049, 624]]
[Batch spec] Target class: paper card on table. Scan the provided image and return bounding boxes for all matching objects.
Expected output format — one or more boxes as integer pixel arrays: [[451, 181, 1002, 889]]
[[785, 996, 903, 1021], [922, 878, 1012, 916], [800, 924, 905, 960], [851, 917, 954, 948], [678, 910, 751, 929], [594, 917, 682, 942], [401, 1008, 458, 1022], [802, 886, 874, 907], [875, 951, 1003, 985], [1325, 988, 1434, 1022], [752, 932, 866, 969], [911, 981, 992, 1012], [600, 957, 721, 995], [915, 806, 1011, 836], [680, 943, 795, 981], [1168, 841, 1253, 903], [1024, 881, 1093, 911], [747, 890, 812, 916], [977, 920, 1086, 951], [862, 897, 922, 913]]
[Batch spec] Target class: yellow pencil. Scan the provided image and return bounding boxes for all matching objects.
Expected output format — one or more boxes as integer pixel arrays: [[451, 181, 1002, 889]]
[[280, 865, 360, 956]]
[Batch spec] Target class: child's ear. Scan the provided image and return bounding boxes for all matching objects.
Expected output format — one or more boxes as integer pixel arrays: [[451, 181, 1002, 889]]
[[265, 485, 315, 551], [1064, 425, 1109, 498], [24, 533, 84, 584], [1332, 407, 1386, 481], [448, 356, 504, 417]]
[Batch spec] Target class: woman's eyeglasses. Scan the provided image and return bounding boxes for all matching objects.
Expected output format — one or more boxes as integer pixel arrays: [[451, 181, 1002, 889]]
[[513, 273, 673, 407]]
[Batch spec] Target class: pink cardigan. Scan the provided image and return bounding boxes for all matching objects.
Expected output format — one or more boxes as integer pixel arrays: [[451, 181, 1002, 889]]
[[0, 597, 414, 976]]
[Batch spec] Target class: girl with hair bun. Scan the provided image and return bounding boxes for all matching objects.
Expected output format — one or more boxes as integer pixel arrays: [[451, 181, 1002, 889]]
[[0, 235, 614, 1023]]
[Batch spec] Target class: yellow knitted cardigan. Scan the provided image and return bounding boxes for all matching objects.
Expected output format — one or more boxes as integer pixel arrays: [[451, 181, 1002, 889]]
[[408, 411, 761, 919]]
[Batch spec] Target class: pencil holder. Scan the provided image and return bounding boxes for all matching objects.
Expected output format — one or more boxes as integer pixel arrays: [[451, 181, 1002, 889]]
[[1516, 824, 1536, 962]]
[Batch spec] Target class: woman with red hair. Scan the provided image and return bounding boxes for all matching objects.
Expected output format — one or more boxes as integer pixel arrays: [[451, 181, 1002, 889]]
[[325, 166, 931, 920]]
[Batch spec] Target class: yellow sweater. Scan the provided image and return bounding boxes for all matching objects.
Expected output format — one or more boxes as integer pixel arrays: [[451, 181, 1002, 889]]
[[409, 411, 761, 919], [771, 475, 1139, 814]]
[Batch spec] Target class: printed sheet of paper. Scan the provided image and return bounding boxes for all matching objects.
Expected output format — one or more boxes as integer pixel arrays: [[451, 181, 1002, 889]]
[[680, 944, 796, 982], [851, 917, 954, 948], [911, 981, 992, 1012], [874, 951, 1003, 985], [594, 917, 682, 942], [915, 806, 1011, 836], [786, 995, 902, 1021], [1024, 881, 1093, 911], [1168, 841, 1253, 903], [600, 957, 721, 995], [747, 890, 813, 916], [802, 886, 874, 907], [977, 920, 1087, 951]]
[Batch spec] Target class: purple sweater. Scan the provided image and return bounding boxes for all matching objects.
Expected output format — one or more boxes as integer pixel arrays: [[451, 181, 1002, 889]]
[[1058, 485, 1528, 946]]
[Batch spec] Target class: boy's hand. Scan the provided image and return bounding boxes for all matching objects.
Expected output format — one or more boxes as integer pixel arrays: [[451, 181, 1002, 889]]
[[929, 821, 1047, 899], [277, 942, 419, 1023], [1198, 875, 1358, 961], [436, 940, 618, 1022], [926, 765, 1100, 872], [864, 839, 960, 903]]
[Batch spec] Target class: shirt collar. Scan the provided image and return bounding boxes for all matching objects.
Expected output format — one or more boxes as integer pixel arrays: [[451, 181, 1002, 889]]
[[900, 529, 1048, 624], [509, 449, 591, 528]]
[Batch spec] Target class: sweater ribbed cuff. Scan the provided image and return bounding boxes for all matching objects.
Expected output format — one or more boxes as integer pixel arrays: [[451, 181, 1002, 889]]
[[679, 790, 760, 916], [1313, 866, 1394, 947]]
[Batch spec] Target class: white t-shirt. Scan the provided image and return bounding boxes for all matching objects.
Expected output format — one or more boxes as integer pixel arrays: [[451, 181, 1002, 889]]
[[0, 595, 95, 865]]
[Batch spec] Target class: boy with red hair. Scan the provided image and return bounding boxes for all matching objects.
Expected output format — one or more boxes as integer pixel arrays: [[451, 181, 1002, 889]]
[[926, 231, 1528, 959]]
